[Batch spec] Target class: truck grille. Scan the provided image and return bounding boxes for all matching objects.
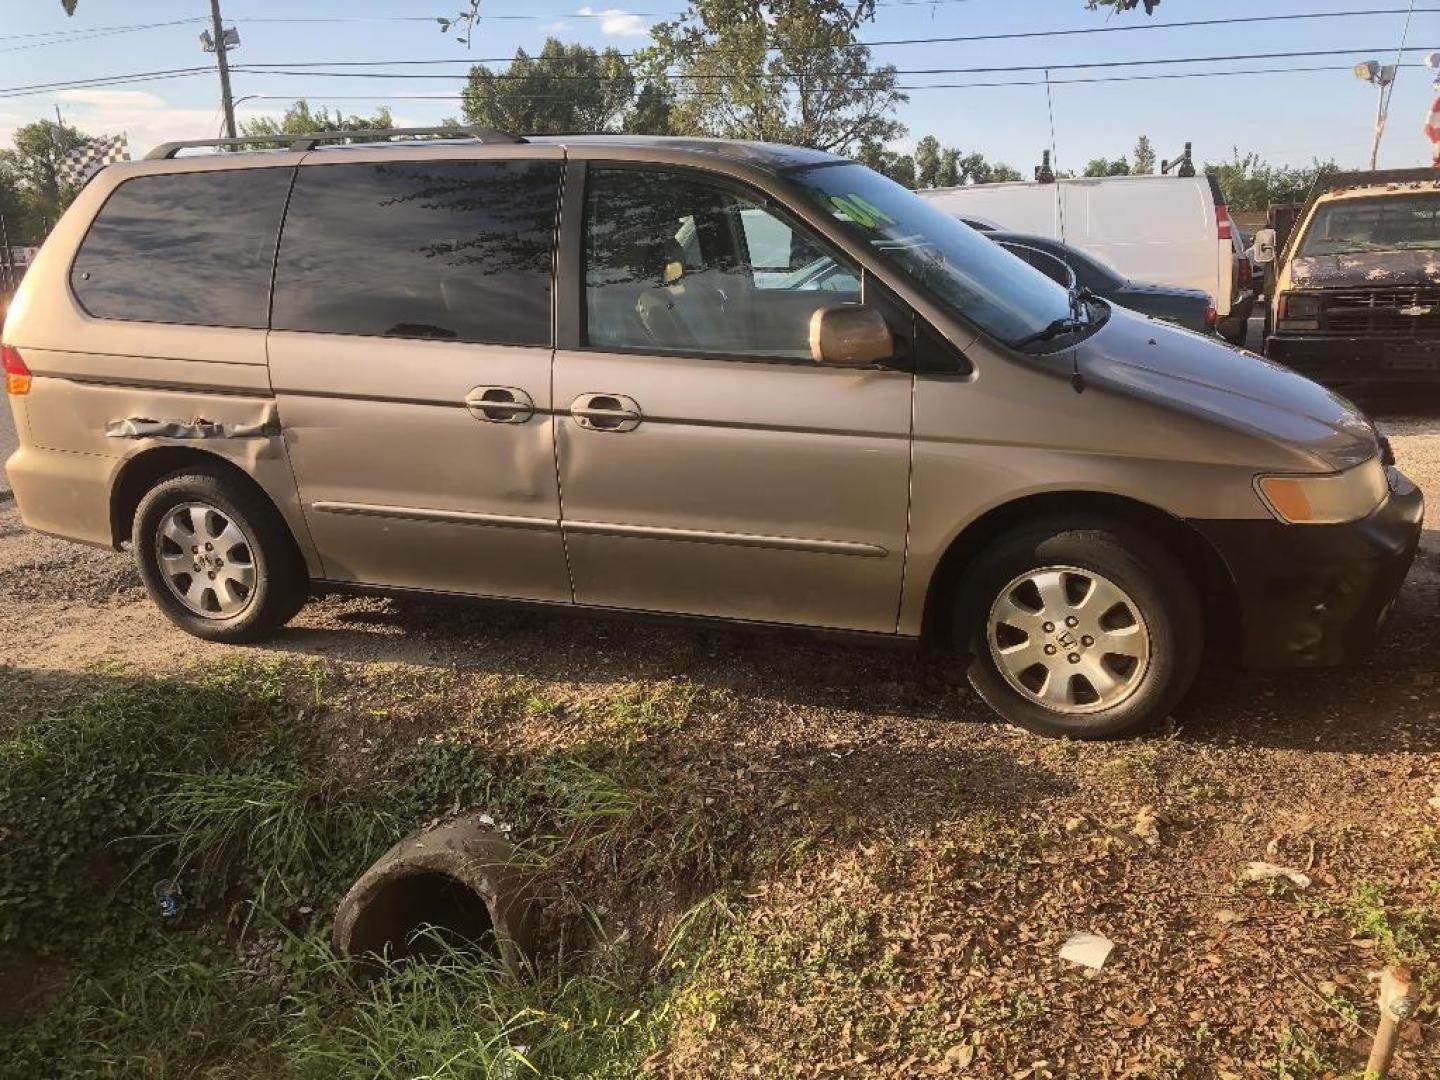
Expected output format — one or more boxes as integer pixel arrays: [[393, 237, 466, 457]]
[[1323, 287, 1440, 337]]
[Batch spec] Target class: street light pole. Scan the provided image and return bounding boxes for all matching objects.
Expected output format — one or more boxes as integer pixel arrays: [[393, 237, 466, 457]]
[[1371, 74, 1392, 170], [209, 0, 237, 140]]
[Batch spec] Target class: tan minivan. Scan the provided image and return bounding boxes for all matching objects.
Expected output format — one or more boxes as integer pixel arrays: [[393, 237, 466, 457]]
[[1, 128, 1423, 738]]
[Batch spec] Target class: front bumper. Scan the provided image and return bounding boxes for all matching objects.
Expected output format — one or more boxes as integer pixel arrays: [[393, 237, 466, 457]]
[[1190, 468, 1424, 667], [1266, 333, 1440, 383]]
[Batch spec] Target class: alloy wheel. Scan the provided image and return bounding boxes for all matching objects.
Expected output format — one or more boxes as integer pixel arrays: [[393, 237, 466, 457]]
[[155, 502, 259, 619], [986, 565, 1151, 715]]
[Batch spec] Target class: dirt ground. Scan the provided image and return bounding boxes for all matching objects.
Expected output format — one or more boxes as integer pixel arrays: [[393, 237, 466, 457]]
[[2, 394, 1440, 1076]]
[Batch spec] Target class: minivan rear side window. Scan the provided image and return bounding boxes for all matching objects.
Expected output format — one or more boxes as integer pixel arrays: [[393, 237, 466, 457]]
[[71, 168, 293, 328], [272, 159, 560, 345]]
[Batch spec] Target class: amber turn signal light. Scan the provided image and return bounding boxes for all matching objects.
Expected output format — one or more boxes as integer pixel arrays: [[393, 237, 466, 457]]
[[1, 343, 31, 395]]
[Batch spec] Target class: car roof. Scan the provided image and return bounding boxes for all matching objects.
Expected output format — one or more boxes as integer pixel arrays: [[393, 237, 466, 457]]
[[131, 133, 846, 173], [526, 134, 843, 168], [1313, 180, 1440, 203]]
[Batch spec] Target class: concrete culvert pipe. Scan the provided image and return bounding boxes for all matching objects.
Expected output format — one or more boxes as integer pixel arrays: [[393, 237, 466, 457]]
[[332, 812, 536, 972]]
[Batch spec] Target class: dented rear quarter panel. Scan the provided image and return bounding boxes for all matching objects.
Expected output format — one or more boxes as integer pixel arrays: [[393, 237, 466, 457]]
[[2, 155, 322, 573]]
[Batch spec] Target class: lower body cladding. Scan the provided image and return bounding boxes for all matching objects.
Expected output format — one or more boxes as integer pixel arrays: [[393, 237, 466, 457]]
[[1267, 334, 1440, 384], [1191, 469, 1424, 667]]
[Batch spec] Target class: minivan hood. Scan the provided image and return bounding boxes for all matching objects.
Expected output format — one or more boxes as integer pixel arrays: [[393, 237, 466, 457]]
[[1076, 305, 1378, 471], [1290, 249, 1440, 290]]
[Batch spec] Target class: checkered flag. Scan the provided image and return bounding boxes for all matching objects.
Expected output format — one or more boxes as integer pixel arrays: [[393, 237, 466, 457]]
[[57, 133, 129, 188]]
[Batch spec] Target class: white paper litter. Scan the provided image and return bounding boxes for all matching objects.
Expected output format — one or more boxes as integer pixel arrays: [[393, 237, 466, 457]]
[[1241, 861, 1312, 890], [1058, 931, 1115, 970]]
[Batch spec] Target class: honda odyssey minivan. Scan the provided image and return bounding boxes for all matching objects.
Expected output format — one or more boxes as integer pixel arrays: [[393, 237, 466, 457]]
[[1, 128, 1423, 738]]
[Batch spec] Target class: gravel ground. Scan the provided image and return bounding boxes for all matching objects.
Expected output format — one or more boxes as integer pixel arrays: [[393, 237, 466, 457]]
[[1, 395, 1439, 1075], [1, 403, 16, 497]]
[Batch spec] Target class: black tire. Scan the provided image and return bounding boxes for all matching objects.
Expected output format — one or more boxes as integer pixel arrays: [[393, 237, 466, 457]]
[[133, 466, 308, 643], [954, 517, 1203, 739]]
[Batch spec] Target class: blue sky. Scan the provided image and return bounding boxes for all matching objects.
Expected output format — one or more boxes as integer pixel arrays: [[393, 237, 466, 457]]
[[2, 0, 1439, 172]]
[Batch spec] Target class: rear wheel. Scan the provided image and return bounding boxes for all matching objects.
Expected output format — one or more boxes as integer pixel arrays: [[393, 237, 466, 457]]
[[133, 467, 307, 643], [954, 518, 1203, 739]]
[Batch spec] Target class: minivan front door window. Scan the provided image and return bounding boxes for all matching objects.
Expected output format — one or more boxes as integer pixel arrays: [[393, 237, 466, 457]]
[[584, 167, 862, 359], [783, 162, 1080, 349]]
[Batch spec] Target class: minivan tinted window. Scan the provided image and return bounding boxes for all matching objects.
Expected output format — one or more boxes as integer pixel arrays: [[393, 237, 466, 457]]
[[71, 168, 293, 328], [272, 159, 559, 345]]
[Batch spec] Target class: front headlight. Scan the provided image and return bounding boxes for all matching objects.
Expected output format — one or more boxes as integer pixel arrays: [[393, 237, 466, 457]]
[[1277, 291, 1321, 331], [1255, 457, 1389, 524]]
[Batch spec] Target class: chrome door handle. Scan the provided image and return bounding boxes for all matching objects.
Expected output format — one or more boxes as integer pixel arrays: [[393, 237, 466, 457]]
[[465, 386, 535, 424], [570, 393, 642, 432]]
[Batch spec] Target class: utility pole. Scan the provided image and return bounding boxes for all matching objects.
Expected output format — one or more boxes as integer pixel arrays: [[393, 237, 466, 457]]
[[207, 0, 237, 140]]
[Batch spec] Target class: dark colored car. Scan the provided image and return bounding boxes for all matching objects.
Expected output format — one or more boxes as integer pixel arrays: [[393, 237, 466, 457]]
[[990, 231, 1217, 335]]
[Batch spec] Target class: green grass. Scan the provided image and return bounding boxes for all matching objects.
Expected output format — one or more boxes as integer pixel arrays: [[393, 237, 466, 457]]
[[0, 661, 738, 1078]]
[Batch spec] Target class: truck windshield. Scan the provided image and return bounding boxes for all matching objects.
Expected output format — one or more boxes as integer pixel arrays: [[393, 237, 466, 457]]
[[783, 161, 1075, 347], [1298, 193, 1440, 257]]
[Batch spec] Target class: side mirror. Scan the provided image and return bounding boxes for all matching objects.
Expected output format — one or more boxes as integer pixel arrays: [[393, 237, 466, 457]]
[[809, 305, 894, 368], [1251, 227, 1278, 265]]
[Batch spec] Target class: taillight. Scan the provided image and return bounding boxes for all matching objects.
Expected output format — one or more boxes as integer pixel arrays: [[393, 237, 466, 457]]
[[1, 344, 30, 396], [1216, 202, 1233, 241], [1238, 256, 1252, 287], [1205, 306, 1217, 327]]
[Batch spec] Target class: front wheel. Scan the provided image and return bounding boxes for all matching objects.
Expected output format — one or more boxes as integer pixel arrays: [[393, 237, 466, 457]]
[[133, 467, 308, 643], [954, 518, 1203, 739]]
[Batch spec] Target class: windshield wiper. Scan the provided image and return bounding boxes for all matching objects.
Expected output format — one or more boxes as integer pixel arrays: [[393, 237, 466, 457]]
[[1013, 315, 1086, 349]]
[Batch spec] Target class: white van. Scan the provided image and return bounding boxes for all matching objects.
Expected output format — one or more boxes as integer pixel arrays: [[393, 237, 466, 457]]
[[920, 173, 1252, 342]]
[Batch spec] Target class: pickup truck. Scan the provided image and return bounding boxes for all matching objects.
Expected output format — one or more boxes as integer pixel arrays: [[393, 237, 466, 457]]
[[1261, 167, 1440, 384]]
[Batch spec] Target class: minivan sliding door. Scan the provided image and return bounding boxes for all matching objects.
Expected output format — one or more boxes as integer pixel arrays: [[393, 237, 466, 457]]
[[267, 151, 571, 602]]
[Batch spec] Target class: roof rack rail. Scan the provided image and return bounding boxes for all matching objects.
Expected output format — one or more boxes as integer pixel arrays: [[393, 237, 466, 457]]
[[145, 125, 526, 160]]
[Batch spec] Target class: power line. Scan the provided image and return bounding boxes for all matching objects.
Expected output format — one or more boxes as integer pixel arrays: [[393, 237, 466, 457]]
[[7, 42, 1440, 100], [235, 61, 1433, 100], [235, 7, 1440, 63], [0, 18, 206, 43], [0, 67, 216, 98], [228, 45, 1440, 81], [8, 6, 1439, 54]]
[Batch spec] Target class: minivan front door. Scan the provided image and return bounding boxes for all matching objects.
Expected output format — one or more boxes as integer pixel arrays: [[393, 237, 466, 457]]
[[553, 165, 912, 633], [268, 152, 571, 601]]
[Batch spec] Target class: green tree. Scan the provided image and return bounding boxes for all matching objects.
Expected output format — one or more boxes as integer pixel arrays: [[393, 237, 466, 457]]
[[1203, 148, 1338, 211], [987, 162, 1023, 182], [936, 147, 961, 187], [1083, 156, 1130, 177], [856, 139, 916, 188], [914, 135, 942, 189], [1132, 135, 1156, 175], [0, 120, 89, 231], [462, 39, 634, 135], [0, 161, 29, 243], [624, 80, 675, 135], [240, 101, 394, 137], [648, 0, 906, 154]]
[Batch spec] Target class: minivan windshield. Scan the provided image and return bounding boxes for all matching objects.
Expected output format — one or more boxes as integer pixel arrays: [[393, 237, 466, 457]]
[[1298, 193, 1440, 257], [783, 161, 1077, 346]]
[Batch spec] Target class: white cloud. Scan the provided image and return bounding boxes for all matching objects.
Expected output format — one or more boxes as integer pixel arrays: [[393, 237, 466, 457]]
[[0, 88, 287, 160], [540, 19, 570, 32], [576, 7, 650, 36]]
